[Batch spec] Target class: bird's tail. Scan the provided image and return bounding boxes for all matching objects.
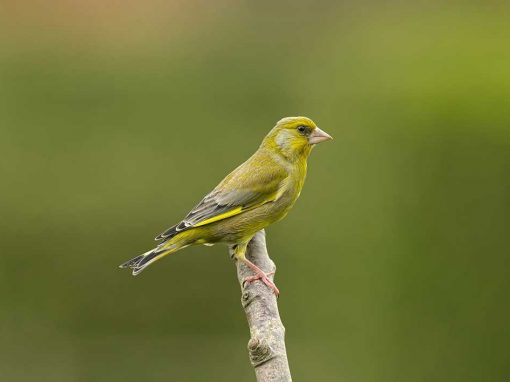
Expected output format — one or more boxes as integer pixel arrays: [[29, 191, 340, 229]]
[[119, 236, 189, 276]]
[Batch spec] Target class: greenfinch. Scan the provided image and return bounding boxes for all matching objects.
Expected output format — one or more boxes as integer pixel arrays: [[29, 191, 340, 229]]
[[120, 116, 332, 295]]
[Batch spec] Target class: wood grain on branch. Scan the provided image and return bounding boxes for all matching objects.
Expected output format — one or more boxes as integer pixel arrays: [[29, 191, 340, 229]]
[[230, 230, 292, 382]]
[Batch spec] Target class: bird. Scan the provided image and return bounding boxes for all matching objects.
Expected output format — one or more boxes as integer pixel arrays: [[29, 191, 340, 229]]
[[119, 116, 332, 295]]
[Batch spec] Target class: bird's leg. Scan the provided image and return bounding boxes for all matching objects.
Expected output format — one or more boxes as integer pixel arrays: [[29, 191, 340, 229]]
[[240, 257, 279, 296], [245, 270, 275, 281], [233, 243, 280, 296]]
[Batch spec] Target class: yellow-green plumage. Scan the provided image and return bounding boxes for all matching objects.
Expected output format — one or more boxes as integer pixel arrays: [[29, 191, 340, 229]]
[[119, 116, 332, 291]]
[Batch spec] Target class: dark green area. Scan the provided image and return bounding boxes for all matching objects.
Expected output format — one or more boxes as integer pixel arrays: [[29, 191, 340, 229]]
[[1, 2, 509, 381]]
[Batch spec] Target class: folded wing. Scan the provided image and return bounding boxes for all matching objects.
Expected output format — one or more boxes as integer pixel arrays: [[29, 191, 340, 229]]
[[155, 154, 288, 241]]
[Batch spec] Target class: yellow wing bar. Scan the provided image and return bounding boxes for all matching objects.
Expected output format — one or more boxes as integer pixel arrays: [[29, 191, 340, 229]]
[[192, 207, 244, 227]]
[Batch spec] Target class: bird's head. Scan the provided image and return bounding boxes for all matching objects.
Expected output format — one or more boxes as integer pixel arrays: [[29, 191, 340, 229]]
[[263, 116, 333, 160]]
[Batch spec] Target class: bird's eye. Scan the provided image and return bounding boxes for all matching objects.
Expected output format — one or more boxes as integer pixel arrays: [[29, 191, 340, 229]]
[[297, 125, 306, 133]]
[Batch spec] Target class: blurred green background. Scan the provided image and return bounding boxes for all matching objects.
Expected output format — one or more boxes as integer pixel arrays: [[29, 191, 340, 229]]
[[1, 1, 509, 381]]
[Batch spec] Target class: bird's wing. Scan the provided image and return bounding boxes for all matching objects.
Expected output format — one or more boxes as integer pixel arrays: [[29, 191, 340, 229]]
[[155, 154, 288, 240]]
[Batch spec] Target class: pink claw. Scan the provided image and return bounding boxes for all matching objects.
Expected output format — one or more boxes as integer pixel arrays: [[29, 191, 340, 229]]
[[244, 271, 279, 296]]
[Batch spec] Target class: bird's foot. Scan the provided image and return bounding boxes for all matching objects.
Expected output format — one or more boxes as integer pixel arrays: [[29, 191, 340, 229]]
[[244, 271, 279, 296]]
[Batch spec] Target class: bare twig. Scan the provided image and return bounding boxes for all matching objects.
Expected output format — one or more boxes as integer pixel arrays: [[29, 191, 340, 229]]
[[230, 230, 292, 382]]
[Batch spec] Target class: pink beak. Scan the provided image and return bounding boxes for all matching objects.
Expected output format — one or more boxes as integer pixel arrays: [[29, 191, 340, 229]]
[[309, 127, 333, 145]]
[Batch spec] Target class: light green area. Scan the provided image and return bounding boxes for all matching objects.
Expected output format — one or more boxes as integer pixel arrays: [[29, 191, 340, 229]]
[[1, 2, 509, 381]]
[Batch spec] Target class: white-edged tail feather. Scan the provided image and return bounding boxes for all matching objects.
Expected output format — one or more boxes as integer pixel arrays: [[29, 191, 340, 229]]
[[119, 245, 178, 276]]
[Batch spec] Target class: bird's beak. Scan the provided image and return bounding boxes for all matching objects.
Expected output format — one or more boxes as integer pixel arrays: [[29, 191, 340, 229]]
[[309, 127, 333, 144]]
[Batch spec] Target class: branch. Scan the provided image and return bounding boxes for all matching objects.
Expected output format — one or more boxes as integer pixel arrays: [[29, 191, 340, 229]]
[[230, 230, 292, 382]]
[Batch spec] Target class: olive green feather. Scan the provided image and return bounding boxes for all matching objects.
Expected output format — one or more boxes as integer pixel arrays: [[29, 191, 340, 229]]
[[120, 116, 332, 276]]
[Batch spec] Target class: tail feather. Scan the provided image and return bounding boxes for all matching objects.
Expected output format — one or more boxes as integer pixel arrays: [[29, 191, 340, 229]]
[[155, 224, 178, 241], [131, 248, 170, 275], [119, 244, 181, 276], [118, 251, 149, 269]]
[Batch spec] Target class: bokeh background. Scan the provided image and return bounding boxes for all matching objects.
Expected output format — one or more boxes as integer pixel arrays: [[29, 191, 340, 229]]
[[1, 1, 509, 381]]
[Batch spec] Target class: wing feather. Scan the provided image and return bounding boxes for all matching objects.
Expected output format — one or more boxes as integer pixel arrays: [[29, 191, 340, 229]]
[[155, 151, 288, 240]]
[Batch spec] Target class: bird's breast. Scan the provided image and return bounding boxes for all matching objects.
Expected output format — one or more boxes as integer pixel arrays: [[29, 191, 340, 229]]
[[270, 166, 306, 220]]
